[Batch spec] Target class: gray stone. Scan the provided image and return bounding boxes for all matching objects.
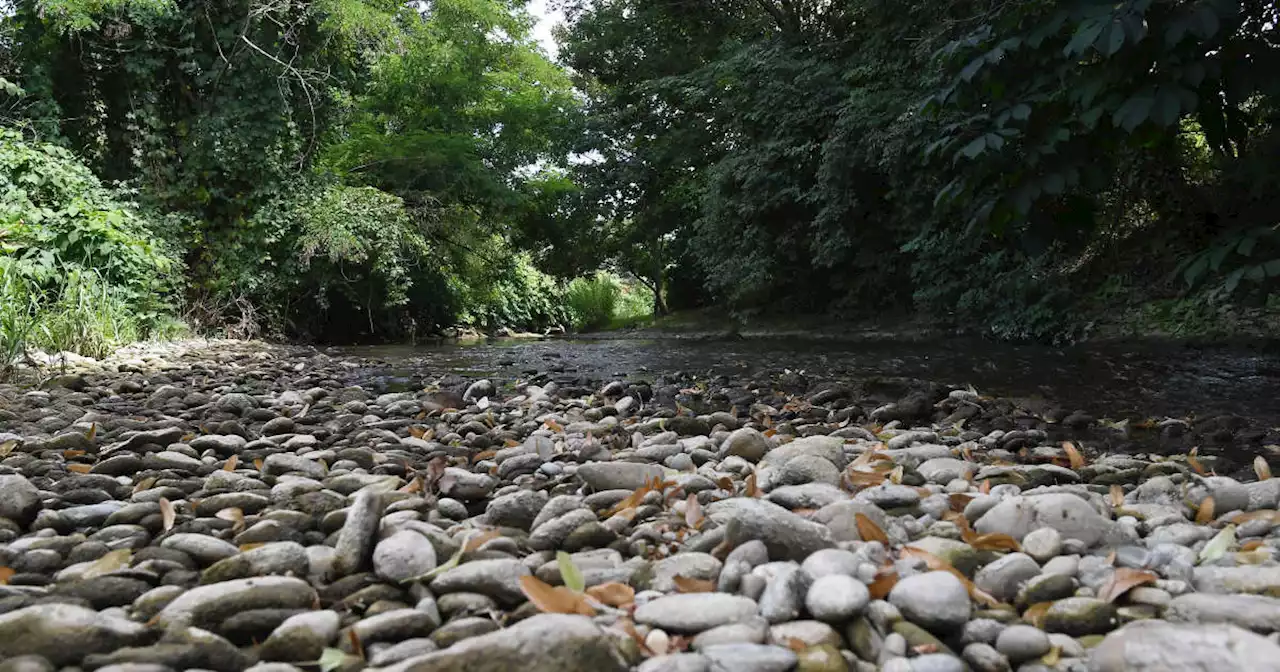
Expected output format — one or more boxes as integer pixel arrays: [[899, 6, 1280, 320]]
[[758, 564, 809, 624], [374, 531, 438, 583], [634, 593, 760, 634], [160, 534, 241, 566], [0, 604, 152, 666], [1021, 527, 1062, 563], [994, 624, 1050, 662], [577, 462, 665, 491], [651, 553, 722, 593], [637, 653, 710, 672], [776, 454, 841, 487], [347, 609, 437, 647], [332, 489, 385, 576], [369, 639, 439, 667], [720, 428, 771, 462], [962, 643, 1011, 672], [812, 500, 888, 543], [974, 493, 1116, 547], [485, 490, 546, 530], [766, 620, 840, 648], [917, 458, 976, 484], [690, 617, 769, 650], [910, 654, 967, 672], [369, 614, 629, 672], [262, 453, 326, 479], [1193, 566, 1280, 595], [1090, 620, 1280, 671], [0, 474, 42, 526], [973, 553, 1040, 603], [1042, 597, 1116, 636], [706, 498, 834, 562], [805, 574, 869, 622], [801, 548, 861, 578], [889, 571, 971, 634], [857, 484, 921, 509], [154, 576, 318, 629], [1165, 593, 1280, 632], [201, 541, 310, 583], [429, 558, 531, 607], [259, 610, 340, 662], [699, 644, 796, 672]]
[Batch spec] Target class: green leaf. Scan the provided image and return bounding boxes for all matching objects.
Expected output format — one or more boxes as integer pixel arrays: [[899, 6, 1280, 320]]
[[1099, 19, 1126, 56], [1165, 18, 1188, 46], [960, 136, 987, 159], [1113, 92, 1155, 132], [1065, 20, 1106, 57], [1191, 5, 1221, 39], [1183, 62, 1207, 87], [1264, 259, 1280, 276], [960, 57, 984, 82], [557, 551, 585, 593], [1224, 267, 1246, 293], [1247, 265, 1266, 281], [1210, 244, 1232, 271], [1043, 173, 1066, 195], [1011, 104, 1032, 121], [1238, 236, 1257, 257], [318, 648, 353, 672], [1184, 255, 1209, 286], [1151, 88, 1181, 126]]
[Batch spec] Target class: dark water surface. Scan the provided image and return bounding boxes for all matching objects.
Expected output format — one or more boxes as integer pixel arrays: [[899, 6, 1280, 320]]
[[330, 337, 1280, 427]]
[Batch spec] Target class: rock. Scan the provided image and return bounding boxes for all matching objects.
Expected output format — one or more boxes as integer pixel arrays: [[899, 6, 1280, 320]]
[[370, 614, 629, 672], [201, 542, 310, 583], [651, 553, 722, 593], [699, 644, 797, 672], [707, 498, 835, 562], [720, 428, 772, 462], [889, 571, 971, 634], [347, 609, 438, 648], [766, 620, 841, 648], [160, 534, 241, 565], [577, 462, 665, 491], [993, 624, 1050, 662], [485, 490, 546, 530], [1020, 527, 1062, 563], [962, 643, 1010, 672], [0, 604, 152, 665], [690, 617, 769, 650], [909, 654, 966, 672], [463, 379, 494, 402], [1042, 597, 1116, 636], [800, 548, 861, 579], [332, 489, 385, 577], [1090, 620, 1280, 671], [637, 653, 710, 672], [259, 610, 341, 662], [634, 594, 760, 634], [805, 574, 870, 622], [1193, 566, 1280, 595], [759, 565, 809, 623], [973, 553, 1040, 603], [155, 576, 318, 629], [812, 501, 888, 543], [917, 458, 975, 484], [373, 531, 438, 583], [1165, 593, 1280, 632], [0, 475, 42, 526], [429, 559, 530, 607], [974, 494, 1116, 547]]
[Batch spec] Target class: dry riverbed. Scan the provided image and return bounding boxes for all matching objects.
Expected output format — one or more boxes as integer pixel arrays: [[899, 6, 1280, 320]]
[[2, 339, 1280, 671]]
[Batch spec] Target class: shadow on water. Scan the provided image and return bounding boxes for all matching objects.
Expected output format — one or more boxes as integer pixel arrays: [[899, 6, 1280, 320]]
[[329, 336, 1280, 429]]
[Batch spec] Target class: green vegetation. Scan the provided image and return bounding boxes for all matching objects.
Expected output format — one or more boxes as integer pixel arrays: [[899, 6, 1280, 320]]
[[1, 0, 1277, 354]]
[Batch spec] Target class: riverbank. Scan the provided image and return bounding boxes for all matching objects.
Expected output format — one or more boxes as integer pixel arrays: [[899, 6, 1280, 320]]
[[2, 339, 1280, 670]]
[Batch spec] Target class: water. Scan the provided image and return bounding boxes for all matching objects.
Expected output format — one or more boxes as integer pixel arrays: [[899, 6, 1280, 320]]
[[330, 336, 1280, 428]]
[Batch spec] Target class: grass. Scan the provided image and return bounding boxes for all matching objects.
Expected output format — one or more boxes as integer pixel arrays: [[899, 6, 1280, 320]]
[[565, 272, 655, 332]]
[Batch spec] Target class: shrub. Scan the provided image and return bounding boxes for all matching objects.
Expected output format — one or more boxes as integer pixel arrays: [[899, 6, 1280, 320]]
[[566, 274, 621, 331]]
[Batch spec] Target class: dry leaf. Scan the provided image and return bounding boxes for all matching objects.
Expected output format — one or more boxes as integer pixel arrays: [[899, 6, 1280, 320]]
[[784, 637, 809, 653], [673, 575, 715, 593], [408, 425, 429, 439], [855, 513, 889, 545], [0, 566, 14, 585], [471, 449, 497, 464], [462, 530, 502, 553], [913, 643, 940, 655], [62, 449, 85, 458], [544, 419, 564, 433], [239, 542, 267, 551], [253, 458, 264, 471], [347, 629, 365, 660], [1105, 550, 1117, 565], [519, 575, 595, 615], [1063, 441, 1085, 470], [159, 497, 176, 532], [964, 532, 1022, 552], [1023, 601, 1054, 628], [949, 493, 975, 512], [586, 582, 635, 607], [399, 476, 424, 494], [716, 476, 735, 493], [1097, 567, 1157, 603], [1257, 456, 1272, 481], [132, 476, 156, 494], [82, 549, 131, 579], [1241, 539, 1266, 551], [902, 547, 1001, 607], [67, 464, 91, 474], [223, 455, 239, 471], [745, 472, 761, 498], [1196, 496, 1216, 524], [216, 507, 246, 532], [868, 569, 898, 599], [1110, 484, 1124, 507], [979, 479, 991, 494], [1188, 447, 1206, 475], [86, 423, 98, 442], [1041, 644, 1061, 666], [684, 494, 705, 530], [0, 439, 17, 457]]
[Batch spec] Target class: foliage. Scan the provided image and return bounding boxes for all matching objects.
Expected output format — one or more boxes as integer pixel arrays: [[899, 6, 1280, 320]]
[[565, 273, 620, 331]]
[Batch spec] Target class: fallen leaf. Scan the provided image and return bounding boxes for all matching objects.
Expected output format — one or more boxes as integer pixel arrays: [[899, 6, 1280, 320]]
[[673, 575, 716, 593], [159, 497, 176, 532], [1023, 601, 1054, 628], [913, 643, 939, 655], [784, 637, 809, 653], [902, 547, 1001, 607], [519, 575, 595, 615], [949, 493, 975, 512], [67, 464, 91, 474], [979, 479, 991, 494], [223, 455, 239, 471], [82, 549, 131, 579], [745, 472, 761, 498], [586, 582, 635, 607], [619, 619, 652, 656], [253, 458, 264, 471], [239, 542, 266, 551], [0, 439, 17, 456], [558, 551, 586, 593], [685, 493, 705, 530], [462, 530, 502, 553], [132, 476, 156, 494], [1199, 524, 1236, 564], [86, 423, 98, 442], [0, 566, 13, 585], [1063, 441, 1086, 470], [1097, 567, 1157, 603], [1041, 644, 1061, 666], [606, 484, 652, 517], [318, 647, 358, 672], [1110, 484, 1124, 507], [62, 449, 85, 458], [408, 425, 429, 439], [868, 569, 898, 599], [1196, 496, 1216, 524], [1105, 550, 1117, 565], [964, 531, 1022, 552], [1188, 447, 1206, 475], [1257, 456, 1272, 481], [1241, 539, 1266, 551], [471, 449, 497, 464], [347, 629, 365, 659], [855, 513, 889, 544], [716, 476, 735, 493], [844, 469, 888, 489], [544, 419, 564, 433], [216, 507, 246, 532]]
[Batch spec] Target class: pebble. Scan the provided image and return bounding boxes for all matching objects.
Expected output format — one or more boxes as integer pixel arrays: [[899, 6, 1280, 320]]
[[805, 573, 870, 622], [634, 594, 760, 633], [889, 571, 971, 634], [994, 624, 1051, 662]]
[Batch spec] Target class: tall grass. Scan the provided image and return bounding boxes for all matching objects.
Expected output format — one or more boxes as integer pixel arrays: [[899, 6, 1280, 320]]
[[0, 272, 38, 373], [566, 274, 620, 331]]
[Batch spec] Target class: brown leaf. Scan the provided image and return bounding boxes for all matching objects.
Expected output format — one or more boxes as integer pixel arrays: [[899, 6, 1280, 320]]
[[519, 575, 595, 615], [86, 423, 98, 442], [979, 479, 991, 494], [159, 497, 176, 532], [868, 569, 898, 600], [913, 643, 940, 655], [684, 494, 705, 530], [1041, 644, 1061, 666], [784, 637, 809, 653], [1023, 601, 1054, 628], [132, 476, 156, 494], [253, 458, 264, 471], [716, 476, 735, 493], [1241, 539, 1267, 551], [673, 575, 715, 593], [223, 455, 239, 471], [586, 582, 635, 607], [1105, 550, 1117, 565], [901, 547, 1001, 607], [745, 472, 761, 498], [463, 530, 502, 553], [949, 493, 975, 512], [82, 549, 131, 579], [67, 463, 91, 474], [408, 425, 429, 439], [62, 449, 85, 458], [544, 419, 564, 433], [1257, 456, 1272, 481], [844, 469, 887, 489], [1196, 496, 1216, 524], [348, 629, 365, 660], [1110, 484, 1124, 507], [239, 542, 266, 551], [1063, 441, 1086, 470], [1188, 447, 1207, 475], [855, 513, 889, 544], [1223, 510, 1280, 526], [0, 566, 14, 585], [471, 449, 498, 463], [606, 484, 652, 517], [1097, 567, 1158, 603], [399, 476, 424, 494], [618, 619, 652, 657], [216, 507, 245, 533], [965, 532, 1022, 552]]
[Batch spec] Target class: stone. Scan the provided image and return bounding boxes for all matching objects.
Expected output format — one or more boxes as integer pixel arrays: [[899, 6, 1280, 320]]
[[973, 553, 1040, 603], [154, 577, 318, 629], [1165, 593, 1280, 632], [0, 475, 42, 526], [429, 558, 531, 607], [332, 489, 385, 577], [0, 604, 152, 665], [1193, 566, 1280, 595], [577, 462, 665, 491], [974, 494, 1117, 547], [347, 609, 438, 648], [917, 458, 975, 484], [961, 643, 1010, 672], [160, 534, 241, 565], [707, 498, 835, 562], [201, 542, 310, 583], [1090, 620, 1280, 671], [993, 624, 1050, 662], [259, 610, 340, 662], [888, 571, 971, 634], [634, 594, 760, 634], [759, 564, 809, 624], [766, 620, 841, 648], [801, 548, 861, 578], [699, 644, 797, 672], [369, 614, 629, 672], [651, 553, 722, 593], [373, 531, 438, 583], [720, 428, 772, 462], [1020, 527, 1062, 563], [1042, 597, 1116, 636], [637, 653, 710, 672], [812, 501, 888, 543], [805, 574, 869, 622], [485, 490, 546, 530]]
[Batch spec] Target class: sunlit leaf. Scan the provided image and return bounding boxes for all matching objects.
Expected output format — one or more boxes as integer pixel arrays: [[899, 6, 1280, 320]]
[[85, 423, 98, 442], [1110, 484, 1124, 507], [1063, 441, 1085, 470], [132, 476, 156, 494], [1196, 496, 1215, 524], [684, 493, 705, 530], [1041, 644, 1061, 666], [159, 497, 176, 532], [855, 513, 889, 544], [558, 551, 586, 593], [1023, 601, 1053, 628], [0, 440, 17, 456], [82, 549, 131, 579], [253, 458, 264, 471], [1199, 524, 1236, 564], [318, 647, 356, 672], [673, 575, 715, 593], [1257, 456, 1272, 481], [0, 566, 14, 585], [868, 569, 898, 599], [1188, 447, 1206, 475], [519, 575, 595, 615], [964, 531, 1022, 552], [586, 581, 635, 607], [223, 455, 238, 471], [949, 493, 975, 512], [216, 507, 245, 532], [745, 472, 761, 498], [1097, 567, 1157, 603], [462, 529, 502, 553], [67, 463, 91, 473]]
